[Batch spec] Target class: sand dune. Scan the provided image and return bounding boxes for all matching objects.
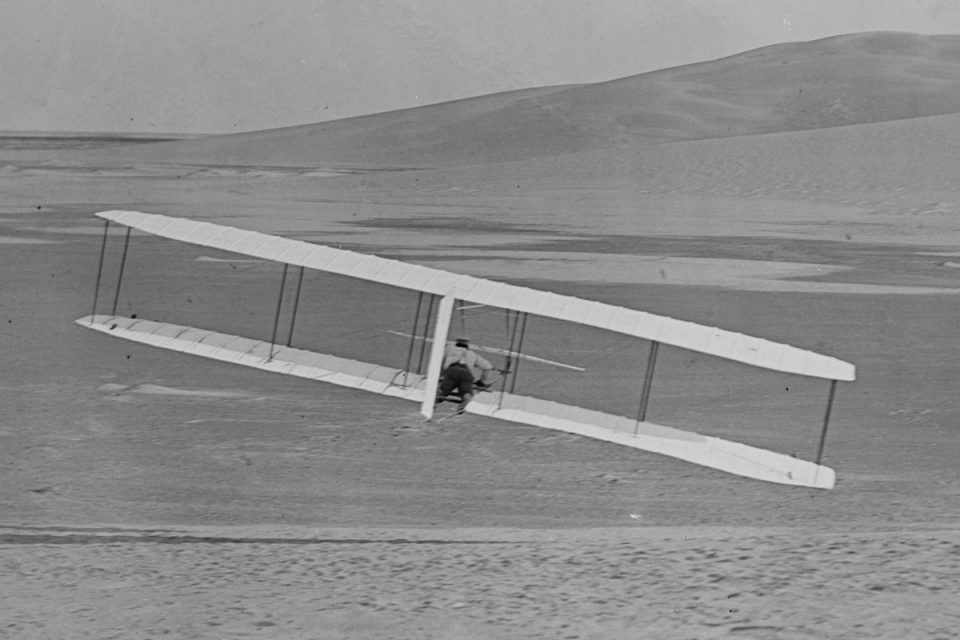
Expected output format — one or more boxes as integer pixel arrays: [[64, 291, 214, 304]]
[[88, 31, 960, 167]]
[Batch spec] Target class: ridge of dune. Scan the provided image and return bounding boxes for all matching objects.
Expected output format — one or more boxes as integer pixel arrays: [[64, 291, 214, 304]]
[[89, 31, 960, 168]]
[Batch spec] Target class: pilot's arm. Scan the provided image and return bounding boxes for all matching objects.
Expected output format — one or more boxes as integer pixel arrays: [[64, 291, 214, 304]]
[[474, 354, 495, 384]]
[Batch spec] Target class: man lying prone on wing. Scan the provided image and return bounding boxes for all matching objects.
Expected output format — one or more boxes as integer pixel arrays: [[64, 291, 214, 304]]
[[437, 336, 495, 413]]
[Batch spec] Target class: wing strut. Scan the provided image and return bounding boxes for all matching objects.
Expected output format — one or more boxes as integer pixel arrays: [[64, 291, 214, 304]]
[[267, 264, 289, 362], [89, 219, 110, 324], [111, 227, 132, 316], [403, 292, 425, 387], [286, 266, 305, 347], [634, 340, 660, 433], [498, 310, 528, 407], [510, 312, 529, 394], [815, 379, 838, 465], [416, 294, 437, 374], [421, 295, 455, 419], [498, 310, 519, 408]]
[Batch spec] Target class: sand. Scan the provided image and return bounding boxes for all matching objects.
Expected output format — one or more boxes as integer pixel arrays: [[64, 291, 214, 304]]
[[3, 525, 959, 639], [2, 194, 959, 637]]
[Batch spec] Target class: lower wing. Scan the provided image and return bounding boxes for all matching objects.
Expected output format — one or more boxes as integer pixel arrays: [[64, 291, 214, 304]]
[[77, 314, 835, 489]]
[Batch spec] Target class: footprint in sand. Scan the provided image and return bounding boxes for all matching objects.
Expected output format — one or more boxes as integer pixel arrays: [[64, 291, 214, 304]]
[[391, 422, 441, 437], [98, 382, 253, 399]]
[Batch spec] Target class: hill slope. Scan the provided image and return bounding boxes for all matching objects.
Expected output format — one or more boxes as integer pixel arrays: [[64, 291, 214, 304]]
[[100, 32, 960, 167]]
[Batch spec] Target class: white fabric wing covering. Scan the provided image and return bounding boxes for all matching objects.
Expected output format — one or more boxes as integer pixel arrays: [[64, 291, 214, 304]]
[[95, 210, 855, 381]]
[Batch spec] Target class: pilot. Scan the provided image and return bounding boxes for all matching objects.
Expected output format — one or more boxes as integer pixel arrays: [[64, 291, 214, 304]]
[[437, 336, 495, 413]]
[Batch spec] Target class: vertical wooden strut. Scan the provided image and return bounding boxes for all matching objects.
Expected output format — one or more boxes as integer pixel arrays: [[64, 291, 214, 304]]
[[498, 309, 521, 408], [111, 227, 132, 316], [403, 292, 424, 386], [267, 264, 289, 361], [634, 340, 660, 434], [416, 294, 436, 374], [815, 380, 838, 466], [90, 219, 110, 324], [420, 295, 455, 420], [286, 266, 305, 347], [509, 312, 529, 394]]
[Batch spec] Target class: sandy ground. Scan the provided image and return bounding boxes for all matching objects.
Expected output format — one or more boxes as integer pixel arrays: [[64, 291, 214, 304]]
[[3, 525, 959, 639], [2, 134, 960, 638]]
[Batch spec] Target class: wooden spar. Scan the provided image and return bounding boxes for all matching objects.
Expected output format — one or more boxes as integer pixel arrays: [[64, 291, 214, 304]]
[[420, 295, 455, 420]]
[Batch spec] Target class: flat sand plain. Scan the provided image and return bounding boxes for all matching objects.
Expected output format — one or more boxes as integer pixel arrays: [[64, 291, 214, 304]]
[[2, 135, 960, 638]]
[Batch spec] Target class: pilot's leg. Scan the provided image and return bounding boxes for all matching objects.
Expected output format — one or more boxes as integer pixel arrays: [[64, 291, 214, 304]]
[[437, 368, 454, 401], [456, 367, 475, 412]]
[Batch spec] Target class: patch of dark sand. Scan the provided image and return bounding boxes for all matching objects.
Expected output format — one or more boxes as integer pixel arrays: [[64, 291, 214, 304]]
[[381, 250, 960, 294], [382, 229, 960, 290], [97, 383, 254, 399], [0, 236, 60, 244], [341, 214, 569, 235], [0, 134, 188, 151]]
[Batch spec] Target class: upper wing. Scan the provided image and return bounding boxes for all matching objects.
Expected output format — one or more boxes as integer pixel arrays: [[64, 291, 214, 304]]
[[94, 210, 855, 381]]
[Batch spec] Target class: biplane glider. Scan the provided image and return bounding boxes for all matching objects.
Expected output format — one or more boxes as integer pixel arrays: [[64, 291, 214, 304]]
[[77, 210, 855, 489]]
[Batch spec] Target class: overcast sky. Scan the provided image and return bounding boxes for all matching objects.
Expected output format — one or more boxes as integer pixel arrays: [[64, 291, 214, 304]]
[[4, 0, 960, 134]]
